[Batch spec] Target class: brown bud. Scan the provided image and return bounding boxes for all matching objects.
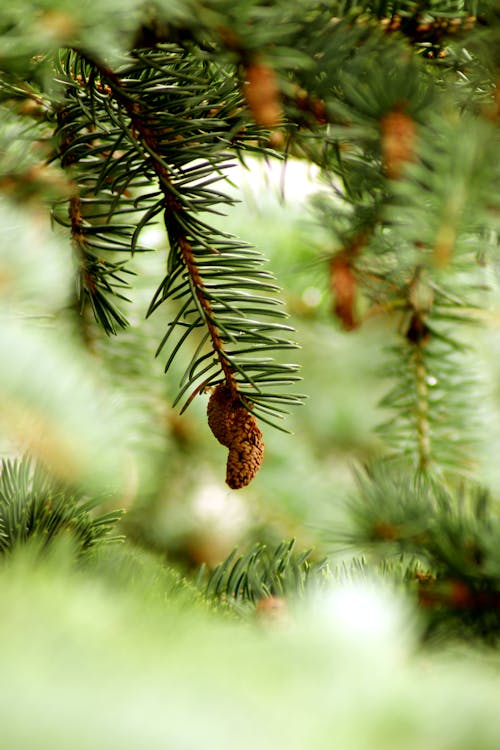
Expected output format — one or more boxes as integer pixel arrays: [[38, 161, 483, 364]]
[[255, 595, 288, 624], [373, 522, 399, 540], [242, 61, 283, 129], [406, 312, 431, 346], [449, 580, 473, 609], [380, 110, 417, 179], [226, 408, 264, 489], [39, 10, 78, 40], [330, 254, 357, 330]]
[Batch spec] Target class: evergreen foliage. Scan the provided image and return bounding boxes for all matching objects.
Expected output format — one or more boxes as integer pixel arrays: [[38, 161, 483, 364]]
[[51, 45, 303, 429], [339, 464, 500, 642], [1, 0, 500, 747], [203, 538, 328, 605], [1, 0, 498, 482], [0, 456, 122, 556]]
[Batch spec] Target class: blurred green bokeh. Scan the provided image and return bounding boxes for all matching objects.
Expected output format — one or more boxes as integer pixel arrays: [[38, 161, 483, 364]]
[[2, 542, 500, 750]]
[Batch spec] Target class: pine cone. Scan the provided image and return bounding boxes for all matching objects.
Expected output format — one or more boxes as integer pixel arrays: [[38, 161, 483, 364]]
[[226, 408, 264, 490], [207, 383, 236, 447], [207, 384, 264, 488]]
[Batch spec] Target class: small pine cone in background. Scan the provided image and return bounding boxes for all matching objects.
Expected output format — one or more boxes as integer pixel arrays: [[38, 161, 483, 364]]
[[226, 407, 264, 490], [380, 109, 417, 179], [242, 59, 283, 129], [330, 253, 358, 330]]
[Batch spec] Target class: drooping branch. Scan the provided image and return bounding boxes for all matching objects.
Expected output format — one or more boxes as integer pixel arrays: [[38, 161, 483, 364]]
[[53, 47, 304, 486], [84, 58, 241, 394]]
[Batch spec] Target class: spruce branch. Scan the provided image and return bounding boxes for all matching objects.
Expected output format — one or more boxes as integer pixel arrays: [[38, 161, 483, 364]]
[[337, 464, 500, 643], [52, 52, 153, 334], [65, 194, 134, 333], [305, 69, 497, 476], [373, 114, 498, 473], [413, 337, 432, 472], [51, 45, 303, 486], [373, 262, 480, 474], [0, 456, 123, 557], [203, 538, 328, 609]]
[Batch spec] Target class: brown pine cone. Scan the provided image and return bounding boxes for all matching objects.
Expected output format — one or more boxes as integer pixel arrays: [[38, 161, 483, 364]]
[[207, 384, 264, 488], [226, 408, 264, 489], [207, 383, 237, 447]]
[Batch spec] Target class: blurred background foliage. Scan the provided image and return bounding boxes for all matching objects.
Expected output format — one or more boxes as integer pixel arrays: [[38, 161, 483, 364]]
[[2, 1, 500, 747]]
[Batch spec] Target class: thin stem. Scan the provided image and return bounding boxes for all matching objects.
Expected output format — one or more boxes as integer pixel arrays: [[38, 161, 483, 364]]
[[413, 343, 431, 471]]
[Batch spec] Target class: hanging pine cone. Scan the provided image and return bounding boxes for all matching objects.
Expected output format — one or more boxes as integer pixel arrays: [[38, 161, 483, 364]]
[[226, 407, 264, 489], [207, 383, 236, 447], [207, 384, 264, 489]]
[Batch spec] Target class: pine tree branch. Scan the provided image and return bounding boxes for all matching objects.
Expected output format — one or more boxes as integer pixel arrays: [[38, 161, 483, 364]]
[[336, 463, 500, 643], [50, 46, 304, 486], [0, 456, 123, 557], [77, 50, 256, 394], [203, 538, 328, 608]]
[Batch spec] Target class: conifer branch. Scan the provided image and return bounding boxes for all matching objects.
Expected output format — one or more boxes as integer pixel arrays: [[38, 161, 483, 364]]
[[51, 46, 304, 485], [376, 267, 481, 474], [0, 456, 123, 556], [65, 194, 133, 333], [75, 51, 241, 388], [338, 464, 500, 643], [203, 539, 328, 607]]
